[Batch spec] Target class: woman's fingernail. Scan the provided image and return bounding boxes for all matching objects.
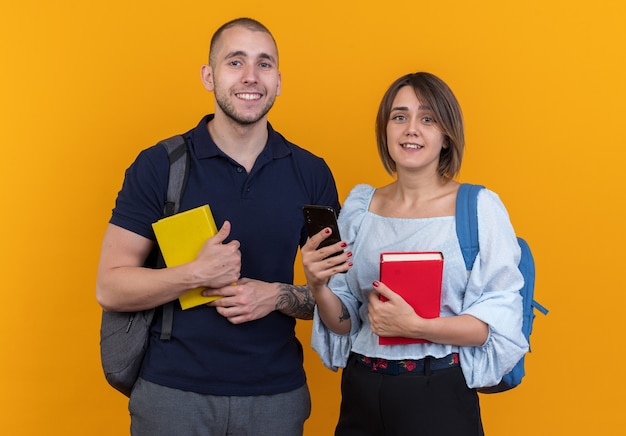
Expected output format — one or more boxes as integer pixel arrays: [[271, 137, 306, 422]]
[[372, 281, 379, 287], [346, 251, 352, 258], [341, 242, 347, 248], [325, 228, 331, 234]]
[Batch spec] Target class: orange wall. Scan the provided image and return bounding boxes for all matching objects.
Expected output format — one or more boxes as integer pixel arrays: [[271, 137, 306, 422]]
[[1, 0, 625, 434]]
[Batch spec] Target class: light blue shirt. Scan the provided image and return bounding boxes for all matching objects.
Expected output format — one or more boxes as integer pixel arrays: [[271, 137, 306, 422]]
[[312, 184, 529, 389]]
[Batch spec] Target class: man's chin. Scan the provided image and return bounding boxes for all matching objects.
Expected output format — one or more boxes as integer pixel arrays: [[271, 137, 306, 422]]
[[216, 98, 274, 126], [232, 115, 264, 125], [227, 109, 272, 126]]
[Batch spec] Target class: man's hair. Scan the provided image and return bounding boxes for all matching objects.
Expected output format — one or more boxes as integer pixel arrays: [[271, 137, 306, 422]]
[[209, 17, 278, 67], [375, 72, 465, 178]]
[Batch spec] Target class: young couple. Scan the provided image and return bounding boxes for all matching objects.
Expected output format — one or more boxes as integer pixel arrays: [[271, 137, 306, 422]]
[[97, 17, 527, 436]]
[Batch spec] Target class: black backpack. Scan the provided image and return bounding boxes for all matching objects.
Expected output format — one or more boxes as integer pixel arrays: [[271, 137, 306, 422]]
[[99, 135, 189, 397]]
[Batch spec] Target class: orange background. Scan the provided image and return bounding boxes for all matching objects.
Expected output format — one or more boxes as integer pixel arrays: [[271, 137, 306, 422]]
[[1, 0, 625, 434]]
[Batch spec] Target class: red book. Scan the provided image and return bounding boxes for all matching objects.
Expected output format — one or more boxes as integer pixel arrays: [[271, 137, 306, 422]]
[[378, 252, 444, 345]]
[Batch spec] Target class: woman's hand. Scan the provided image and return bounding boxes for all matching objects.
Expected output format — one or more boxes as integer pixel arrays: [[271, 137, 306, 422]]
[[367, 281, 424, 339], [301, 227, 352, 293]]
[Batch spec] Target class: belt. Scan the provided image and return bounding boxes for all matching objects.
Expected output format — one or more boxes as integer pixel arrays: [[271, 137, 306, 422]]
[[354, 353, 459, 375]]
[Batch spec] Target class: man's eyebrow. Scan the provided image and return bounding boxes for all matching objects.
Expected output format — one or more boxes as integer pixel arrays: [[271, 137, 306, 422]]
[[224, 50, 277, 64], [224, 50, 247, 60], [257, 52, 277, 63]]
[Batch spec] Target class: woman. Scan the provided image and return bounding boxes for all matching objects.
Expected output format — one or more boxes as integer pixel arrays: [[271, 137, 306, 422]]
[[302, 72, 528, 435]]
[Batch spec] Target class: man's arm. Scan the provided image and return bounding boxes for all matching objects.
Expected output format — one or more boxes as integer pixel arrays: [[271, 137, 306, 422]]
[[96, 222, 241, 312], [203, 280, 315, 324], [276, 283, 315, 320], [203, 216, 352, 325]]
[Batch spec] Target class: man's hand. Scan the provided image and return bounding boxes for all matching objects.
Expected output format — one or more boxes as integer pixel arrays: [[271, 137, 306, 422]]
[[203, 278, 279, 324], [191, 221, 241, 289], [203, 279, 318, 323]]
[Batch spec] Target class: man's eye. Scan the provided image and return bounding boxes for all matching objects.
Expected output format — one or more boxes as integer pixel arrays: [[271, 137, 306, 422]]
[[229, 60, 242, 66], [259, 62, 272, 69]]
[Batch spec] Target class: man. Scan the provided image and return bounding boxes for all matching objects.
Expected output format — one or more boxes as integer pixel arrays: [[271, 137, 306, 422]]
[[96, 17, 341, 435]]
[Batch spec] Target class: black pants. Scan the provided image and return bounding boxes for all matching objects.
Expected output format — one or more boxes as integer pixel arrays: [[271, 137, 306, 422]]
[[335, 354, 484, 436]]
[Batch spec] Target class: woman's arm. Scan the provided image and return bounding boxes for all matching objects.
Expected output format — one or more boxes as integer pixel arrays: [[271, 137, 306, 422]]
[[301, 227, 353, 334], [367, 281, 489, 346]]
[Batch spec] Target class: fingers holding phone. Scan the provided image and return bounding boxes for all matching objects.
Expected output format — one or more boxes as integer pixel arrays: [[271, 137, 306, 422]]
[[302, 228, 351, 289], [302, 205, 343, 255], [302, 206, 351, 288], [304, 226, 347, 260]]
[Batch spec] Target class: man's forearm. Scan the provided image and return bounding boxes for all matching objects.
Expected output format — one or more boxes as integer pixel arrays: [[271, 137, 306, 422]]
[[276, 284, 315, 320]]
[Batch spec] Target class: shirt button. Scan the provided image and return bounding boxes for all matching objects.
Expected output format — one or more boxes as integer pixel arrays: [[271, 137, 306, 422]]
[[236, 167, 244, 173]]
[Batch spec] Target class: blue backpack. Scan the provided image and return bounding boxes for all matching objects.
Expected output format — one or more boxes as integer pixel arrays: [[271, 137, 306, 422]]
[[455, 183, 548, 393]]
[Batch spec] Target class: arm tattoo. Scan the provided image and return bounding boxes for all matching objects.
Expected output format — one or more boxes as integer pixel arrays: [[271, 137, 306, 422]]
[[276, 284, 316, 320], [338, 303, 350, 323]]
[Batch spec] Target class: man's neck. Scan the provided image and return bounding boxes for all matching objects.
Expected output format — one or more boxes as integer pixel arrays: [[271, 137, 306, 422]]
[[207, 114, 268, 173]]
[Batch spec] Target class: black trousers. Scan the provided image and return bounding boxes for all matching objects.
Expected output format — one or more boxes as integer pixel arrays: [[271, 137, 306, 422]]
[[335, 354, 484, 436]]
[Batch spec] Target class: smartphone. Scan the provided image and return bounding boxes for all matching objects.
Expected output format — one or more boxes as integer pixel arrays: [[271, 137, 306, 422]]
[[302, 205, 343, 258]]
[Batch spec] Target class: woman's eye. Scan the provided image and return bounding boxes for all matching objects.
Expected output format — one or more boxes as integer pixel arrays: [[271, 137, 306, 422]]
[[422, 116, 436, 124], [391, 114, 406, 121]]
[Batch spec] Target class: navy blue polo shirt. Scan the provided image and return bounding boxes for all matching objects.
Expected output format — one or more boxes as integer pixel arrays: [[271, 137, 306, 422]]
[[110, 115, 340, 395]]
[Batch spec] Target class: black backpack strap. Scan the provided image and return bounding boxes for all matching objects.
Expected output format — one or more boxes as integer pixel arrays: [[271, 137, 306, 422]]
[[157, 135, 190, 340], [161, 135, 191, 216], [160, 303, 175, 340]]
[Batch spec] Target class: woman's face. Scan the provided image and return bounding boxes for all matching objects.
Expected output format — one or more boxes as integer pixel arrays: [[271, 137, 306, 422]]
[[386, 86, 446, 175]]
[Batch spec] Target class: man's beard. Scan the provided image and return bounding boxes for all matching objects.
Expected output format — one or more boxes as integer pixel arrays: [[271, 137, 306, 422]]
[[214, 88, 275, 125]]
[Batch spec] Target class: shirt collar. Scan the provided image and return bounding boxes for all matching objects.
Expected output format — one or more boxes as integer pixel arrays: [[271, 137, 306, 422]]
[[190, 114, 292, 161]]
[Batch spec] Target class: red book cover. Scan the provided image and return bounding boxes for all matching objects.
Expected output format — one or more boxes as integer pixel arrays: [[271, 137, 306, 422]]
[[378, 252, 443, 345]]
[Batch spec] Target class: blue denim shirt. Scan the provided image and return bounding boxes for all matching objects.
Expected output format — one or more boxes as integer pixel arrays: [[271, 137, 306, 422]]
[[312, 184, 529, 389]]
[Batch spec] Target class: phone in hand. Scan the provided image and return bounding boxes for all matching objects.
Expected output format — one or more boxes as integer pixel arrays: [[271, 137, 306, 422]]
[[302, 205, 343, 258]]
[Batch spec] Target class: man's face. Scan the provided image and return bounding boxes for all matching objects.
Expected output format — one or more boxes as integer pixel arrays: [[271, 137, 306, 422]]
[[204, 26, 281, 126]]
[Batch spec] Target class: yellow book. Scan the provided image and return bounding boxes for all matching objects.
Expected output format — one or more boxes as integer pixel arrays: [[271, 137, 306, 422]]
[[152, 205, 221, 310]]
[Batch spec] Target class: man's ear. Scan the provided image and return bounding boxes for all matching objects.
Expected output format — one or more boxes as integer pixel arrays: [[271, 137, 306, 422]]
[[276, 71, 282, 97], [200, 64, 214, 92]]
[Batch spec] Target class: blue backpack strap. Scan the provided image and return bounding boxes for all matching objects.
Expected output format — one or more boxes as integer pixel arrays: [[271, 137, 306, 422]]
[[455, 183, 486, 270], [533, 300, 549, 315]]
